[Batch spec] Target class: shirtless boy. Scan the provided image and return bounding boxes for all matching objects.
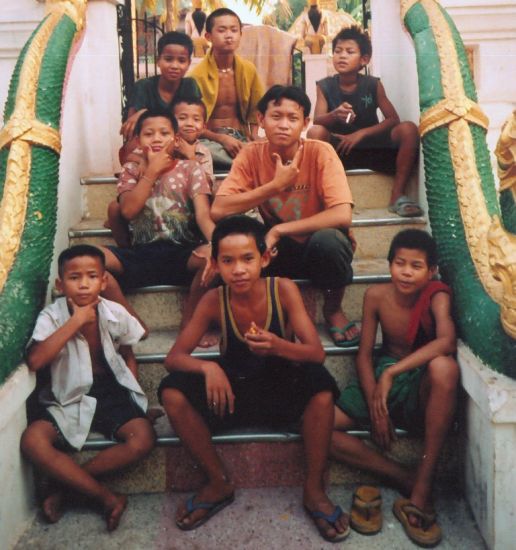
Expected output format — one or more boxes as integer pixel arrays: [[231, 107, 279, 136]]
[[159, 215, 349, 542], [332, 229, 459, 547], [21, 245, 154, 531], [189, 8, 264, 169]]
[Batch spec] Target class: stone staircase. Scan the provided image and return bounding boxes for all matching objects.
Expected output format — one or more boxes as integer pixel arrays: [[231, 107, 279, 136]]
[[65, 169, 461, 496]]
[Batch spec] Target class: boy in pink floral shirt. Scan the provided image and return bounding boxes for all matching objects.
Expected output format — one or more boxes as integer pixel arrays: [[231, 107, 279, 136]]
[[100, 110, 215, 341]]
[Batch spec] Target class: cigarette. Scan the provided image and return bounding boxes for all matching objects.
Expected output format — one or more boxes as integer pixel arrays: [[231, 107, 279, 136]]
[[345, 112, 352, 124]]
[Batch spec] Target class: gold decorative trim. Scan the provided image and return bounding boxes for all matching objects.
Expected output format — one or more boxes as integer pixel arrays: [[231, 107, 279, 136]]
[[495, 110, 516, 193], [400, 0, 420, 20], [46, 0, 87, 32], [419, 97, 489, 137], [0, 142, 32, 290], [487, 216, 516, 339], [420, 0, 504, 304], [0, 117, 61, 153]]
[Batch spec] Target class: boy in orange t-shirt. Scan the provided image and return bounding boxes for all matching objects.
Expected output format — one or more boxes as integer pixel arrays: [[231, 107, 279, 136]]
[[212, 85, 358, 346]]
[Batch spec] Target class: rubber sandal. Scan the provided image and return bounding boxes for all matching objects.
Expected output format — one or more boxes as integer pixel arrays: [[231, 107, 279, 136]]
[[304, 504, 351, 543], [388, 195, 424, 218], [328, 321, 360, 348], [350, 485, 382, 535], [176, 492, 235, 531], [393, 497, 442, 548]]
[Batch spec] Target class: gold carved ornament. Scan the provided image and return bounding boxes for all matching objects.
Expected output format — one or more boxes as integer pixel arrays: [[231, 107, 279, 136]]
[[0, 0, 86, 292], [403, 0, 516, 338]]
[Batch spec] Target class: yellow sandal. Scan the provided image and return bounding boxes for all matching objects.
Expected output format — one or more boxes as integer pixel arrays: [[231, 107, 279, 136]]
[[350, 485, 382, 535]]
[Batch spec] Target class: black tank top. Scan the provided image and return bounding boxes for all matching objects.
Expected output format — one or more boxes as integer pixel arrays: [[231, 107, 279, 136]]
[[218, 277, 287, 378], [317, 73, 380, 134]]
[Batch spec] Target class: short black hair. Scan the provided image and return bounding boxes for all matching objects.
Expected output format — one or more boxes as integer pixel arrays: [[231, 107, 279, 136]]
[[206, 8, 242, 33], [172, 98, 207, 121], [58, 245, 105, 277], [332, 25, 372, 58], [135, 109, 178, 135], [157, 31, 193, 57], [257, 85, 311, 118], [211, 215, 267, 259], [387, 229, 438, 267]]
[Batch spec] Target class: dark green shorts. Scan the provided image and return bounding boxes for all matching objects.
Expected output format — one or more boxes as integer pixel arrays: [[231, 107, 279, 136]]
[[336, 355, 425, 433]]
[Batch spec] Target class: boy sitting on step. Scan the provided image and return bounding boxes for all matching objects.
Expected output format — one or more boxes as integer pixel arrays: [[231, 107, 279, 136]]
[[159, 215, 349, 543], [21, 245, 155, 531], [100, 110, 216, 346], [307, 26, 422, 218], [119, 31, 201, 164], [212, 84, 359, 348], [108, 98, 214, 248], [332, 229, 459, 547]]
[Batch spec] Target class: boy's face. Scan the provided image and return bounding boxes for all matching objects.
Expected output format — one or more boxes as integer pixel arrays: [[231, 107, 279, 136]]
[[257, 99, 309, 148], [333, 39, 369, 75], [56, 256, 107, 307], [389, 247, 436, 296], [206, 15, 241, 54], [138, 116, 175, 152], [174, 102, 206, 144], [213, 234, 270, 294], [158, 44, 191, 83]]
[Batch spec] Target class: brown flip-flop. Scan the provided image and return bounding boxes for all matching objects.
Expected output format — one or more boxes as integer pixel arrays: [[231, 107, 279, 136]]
[[350, 485, 382, 535], [393, 497, 442, 547]]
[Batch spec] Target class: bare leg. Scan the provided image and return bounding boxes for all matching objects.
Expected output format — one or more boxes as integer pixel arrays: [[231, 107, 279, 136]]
[[389, 122, 420, 206], [21, 421, 126, 530], [408, 356, 459, 523], [331, 407, 413, 495], [183, 250, 219, 348], [303, 392, 349, 540], [161, 389, 234, 528], [106, 200, 131, 248], [100, 247, 149, 337], [323, 287, 360, 343], [306, 125, 331, 143]]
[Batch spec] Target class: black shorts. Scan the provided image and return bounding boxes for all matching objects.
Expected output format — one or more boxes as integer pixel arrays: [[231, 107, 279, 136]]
[[107, 239, 197, 289], [158, 362, 339, 432], [331, 133, 398, 174], [27, 373, 146, 448]]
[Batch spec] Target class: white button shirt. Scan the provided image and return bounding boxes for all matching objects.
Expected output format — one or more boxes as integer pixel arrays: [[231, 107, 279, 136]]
[[30, 297, 147, 450]]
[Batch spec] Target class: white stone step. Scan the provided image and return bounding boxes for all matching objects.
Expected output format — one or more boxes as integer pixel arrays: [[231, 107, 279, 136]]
[[80, 169, 401, 219]]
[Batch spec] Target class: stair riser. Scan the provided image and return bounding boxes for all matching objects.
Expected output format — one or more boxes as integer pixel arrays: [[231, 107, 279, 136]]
[[69, 220, 423, 260], [124, 284, 370, 331], [75, 437, 459, 495], [81, 173, 396, 221]]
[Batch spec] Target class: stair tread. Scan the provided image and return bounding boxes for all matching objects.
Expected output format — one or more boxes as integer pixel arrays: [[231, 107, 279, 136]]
[[70, 208, 425, 236]]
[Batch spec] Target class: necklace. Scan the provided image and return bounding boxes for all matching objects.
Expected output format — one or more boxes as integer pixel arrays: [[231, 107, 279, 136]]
[[218, 67, 233, 74]]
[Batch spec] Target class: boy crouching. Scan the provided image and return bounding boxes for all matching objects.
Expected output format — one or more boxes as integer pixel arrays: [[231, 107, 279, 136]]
[[21, 245, 155, 531]]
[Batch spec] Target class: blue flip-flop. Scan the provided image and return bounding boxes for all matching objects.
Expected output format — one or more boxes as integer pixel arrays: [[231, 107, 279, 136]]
[[176, 492, 235, 531], [305, 504, 351, 542], [329, 321, 360, 348]]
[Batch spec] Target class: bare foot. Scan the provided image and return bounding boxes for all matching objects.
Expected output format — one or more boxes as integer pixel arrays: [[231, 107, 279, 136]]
[[303, 487, 349, 541], [198, 330, 220, 348], [407, 480, 434, 527], [42, 492, 63, 524], [105, 494, 128, 532], [176, 479, 234, 529]]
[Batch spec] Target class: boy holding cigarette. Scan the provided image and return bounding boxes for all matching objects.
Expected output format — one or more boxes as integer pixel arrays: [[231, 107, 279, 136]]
[[308, 26, 422, 218]]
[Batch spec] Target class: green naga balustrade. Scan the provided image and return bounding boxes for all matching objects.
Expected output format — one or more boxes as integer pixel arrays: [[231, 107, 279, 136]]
[[403, 0, 516, 376], [0, 1, 86, 383]]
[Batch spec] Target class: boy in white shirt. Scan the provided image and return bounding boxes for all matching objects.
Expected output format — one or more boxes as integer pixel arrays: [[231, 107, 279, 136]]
[[21, 245, 155, 531]]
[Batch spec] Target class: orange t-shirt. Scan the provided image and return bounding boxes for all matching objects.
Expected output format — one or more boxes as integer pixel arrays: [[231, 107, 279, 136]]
[[216, 139, 353, 242]]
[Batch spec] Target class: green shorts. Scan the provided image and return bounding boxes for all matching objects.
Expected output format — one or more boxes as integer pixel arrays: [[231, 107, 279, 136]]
[[336, 355, 425, 433]]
